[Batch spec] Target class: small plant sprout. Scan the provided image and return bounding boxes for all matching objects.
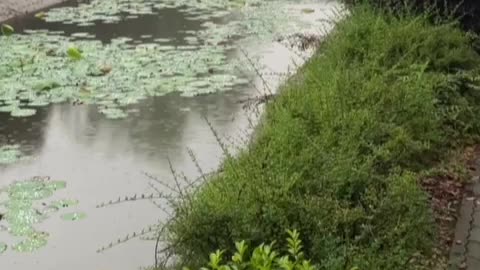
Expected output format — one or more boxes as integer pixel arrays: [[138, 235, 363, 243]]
[[286, 229, 303, 261], [190, 231, 312, 270], [232, 240, 248, 265]]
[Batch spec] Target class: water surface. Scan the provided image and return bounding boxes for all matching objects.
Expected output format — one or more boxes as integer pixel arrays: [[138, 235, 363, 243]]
[[0, 1, 256, 269]]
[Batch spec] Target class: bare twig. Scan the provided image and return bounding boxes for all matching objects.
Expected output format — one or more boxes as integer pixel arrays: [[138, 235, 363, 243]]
[[143, 172, 180, 195]]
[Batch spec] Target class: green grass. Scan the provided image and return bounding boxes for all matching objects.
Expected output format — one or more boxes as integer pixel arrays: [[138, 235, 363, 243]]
[[166, 5, 480, 270]]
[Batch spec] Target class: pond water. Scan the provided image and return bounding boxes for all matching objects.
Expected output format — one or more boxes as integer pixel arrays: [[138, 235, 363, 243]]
[[0, 0, 340, 269]]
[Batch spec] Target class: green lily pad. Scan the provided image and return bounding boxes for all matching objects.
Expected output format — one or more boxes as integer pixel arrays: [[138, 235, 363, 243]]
[[100, 107, 128, 119], [0, 145, 24, 164], [35, 12, 47, 20], [11, 108, 37, 117], [301, 8, 315, 14], [13, 232, 48, 252], [67, 47, 83, 60], [61, 212, 87, 221], [0, 177, 76, 253], [46, 180, 67, 191], [1, 24, 14, 36], [0, 242, 7, 254], [0, 105, 18, 113], [49, 199, 79, 209], [33, 80, 61, 91]]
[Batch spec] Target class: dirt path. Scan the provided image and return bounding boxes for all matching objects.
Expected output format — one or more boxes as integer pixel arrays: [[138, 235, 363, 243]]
[[0, 0, 66, 22]]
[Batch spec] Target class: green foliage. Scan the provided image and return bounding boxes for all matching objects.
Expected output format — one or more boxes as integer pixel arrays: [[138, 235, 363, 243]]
[[1, 24, 14, 36], [183, 230, 314, 270], [66, 47, 83, 61], [167, 5, 480, 270]]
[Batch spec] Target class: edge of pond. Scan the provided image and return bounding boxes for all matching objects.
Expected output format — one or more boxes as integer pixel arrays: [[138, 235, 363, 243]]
[[0, 0, 69, 23]]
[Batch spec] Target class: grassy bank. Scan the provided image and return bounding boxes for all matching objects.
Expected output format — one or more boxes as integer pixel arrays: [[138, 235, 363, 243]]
[[166, 5, 480, 270]]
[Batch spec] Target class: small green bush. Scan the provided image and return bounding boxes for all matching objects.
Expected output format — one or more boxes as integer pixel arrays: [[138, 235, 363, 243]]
[[167, 5, 480, 270], [184, 230, 314, 270]]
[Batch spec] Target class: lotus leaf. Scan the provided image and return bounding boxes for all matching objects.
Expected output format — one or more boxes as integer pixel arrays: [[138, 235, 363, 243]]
[[11, 108, 37, 117], [61, 212, 87, 221], [67, 47, 83, 60], [1, 24, 14, 36], [13, 232, 48, 252], [0, 145, 24, 164], [0, 243, 7, 254], [49, 199, 79, 209]]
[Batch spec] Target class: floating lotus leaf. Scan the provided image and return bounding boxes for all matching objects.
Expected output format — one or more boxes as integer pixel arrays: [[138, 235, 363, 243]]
[[29, 97, 50, 107], [5, 207, 44, 226], [13, 232, 48, 252], [49, 199, 79, 209], [71, 32, 90, 38], [0, 145, 24, 164], [1, 24, 14, 36], [0, 242, 7, 254], [34, 12, 47, 20], [45, 181, 67, 191], [61, 212, 87, 221], [5, 199, 33, 210], [8, 222, 36, 237], [67, 47, 83, 61], [100, 107, 128, 119], [301, 8, 315, 13], [0, 178, 76, 253], [0, 104, 18, 113], [8, 182, 52, 201], [11, 108, 37, 117]]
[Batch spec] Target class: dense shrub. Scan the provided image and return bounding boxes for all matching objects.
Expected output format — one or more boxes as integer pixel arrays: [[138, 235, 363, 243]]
[[167, 6, 480, 270], [346, 0, 480, 33]]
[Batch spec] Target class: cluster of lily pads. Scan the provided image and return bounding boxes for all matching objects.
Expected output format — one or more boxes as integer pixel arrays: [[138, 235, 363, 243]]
[[44, 0, 241, 25], [0, 0, 320, 119], [0, 177, 85, 254], [0, 31, 247, 119]]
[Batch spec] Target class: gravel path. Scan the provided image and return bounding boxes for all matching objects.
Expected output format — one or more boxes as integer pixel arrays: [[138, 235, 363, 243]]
[[0, 0, 66, 22]]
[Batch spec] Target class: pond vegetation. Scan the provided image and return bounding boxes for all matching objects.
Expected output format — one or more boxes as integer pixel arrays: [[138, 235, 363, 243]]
[[0, 0, 314, 119], [0, 177, 83, 254], [0, 144, 27, 164]]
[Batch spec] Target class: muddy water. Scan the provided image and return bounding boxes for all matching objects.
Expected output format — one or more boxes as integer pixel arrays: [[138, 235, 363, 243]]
[[0, 1, 256, 269]]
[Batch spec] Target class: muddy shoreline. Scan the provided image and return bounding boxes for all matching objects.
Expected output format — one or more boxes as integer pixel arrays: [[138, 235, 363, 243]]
[[0, 0, 67, 23]]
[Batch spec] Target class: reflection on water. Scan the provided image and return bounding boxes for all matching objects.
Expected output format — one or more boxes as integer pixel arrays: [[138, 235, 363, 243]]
[[0, 1, 256, 269], [0, 88, 255, 270]]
